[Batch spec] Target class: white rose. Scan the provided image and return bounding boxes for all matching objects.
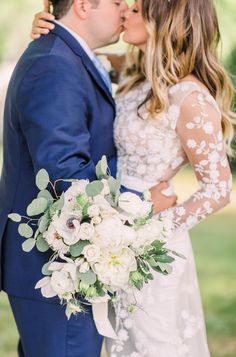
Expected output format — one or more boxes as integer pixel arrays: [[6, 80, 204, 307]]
[[91, 216, 102, 225], [87, 205, 100, 218], [82, 244, 100, 263], [43, 224, 69, 254], [79, 261, 90, 273], [50, 270, 75, 296], [78, 223, 95, 241]]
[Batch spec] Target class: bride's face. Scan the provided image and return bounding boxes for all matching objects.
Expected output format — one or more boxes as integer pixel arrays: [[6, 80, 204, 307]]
[[123, 0, 148, 51]]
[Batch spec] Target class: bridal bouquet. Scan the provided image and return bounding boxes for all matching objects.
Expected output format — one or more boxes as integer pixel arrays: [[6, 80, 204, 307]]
[[9, 156, 178, 337]]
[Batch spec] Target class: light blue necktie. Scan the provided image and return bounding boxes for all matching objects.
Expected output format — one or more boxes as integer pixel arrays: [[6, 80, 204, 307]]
[[92, 56, 112, 94]]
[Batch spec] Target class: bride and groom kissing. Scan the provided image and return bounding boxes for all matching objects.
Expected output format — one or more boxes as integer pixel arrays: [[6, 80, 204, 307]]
[[0, 0, 234, 356]]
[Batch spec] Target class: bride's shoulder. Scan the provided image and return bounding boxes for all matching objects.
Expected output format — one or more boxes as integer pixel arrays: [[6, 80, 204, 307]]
[[169, 75, 220, 114]]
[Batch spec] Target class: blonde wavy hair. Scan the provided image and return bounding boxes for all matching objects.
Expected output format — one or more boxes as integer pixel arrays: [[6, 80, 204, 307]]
[[118, 0, 236, 157]]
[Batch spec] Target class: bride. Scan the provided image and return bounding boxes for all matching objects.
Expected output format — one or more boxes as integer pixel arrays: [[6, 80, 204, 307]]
[[32, 0, 234, 356]]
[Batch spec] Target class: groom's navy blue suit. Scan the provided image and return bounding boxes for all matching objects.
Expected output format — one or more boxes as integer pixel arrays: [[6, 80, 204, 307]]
[[0, 24, 117, 357]]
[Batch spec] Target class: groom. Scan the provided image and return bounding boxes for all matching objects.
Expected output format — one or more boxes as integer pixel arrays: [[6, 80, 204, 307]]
[[0, 0, 176, 356]]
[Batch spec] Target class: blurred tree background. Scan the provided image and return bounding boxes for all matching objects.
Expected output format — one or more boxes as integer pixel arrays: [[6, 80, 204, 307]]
[[0, 1, 235, 357]]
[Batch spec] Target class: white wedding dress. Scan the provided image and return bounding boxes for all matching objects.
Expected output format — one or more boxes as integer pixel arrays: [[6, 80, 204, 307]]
[[106, 80, 232, 357]]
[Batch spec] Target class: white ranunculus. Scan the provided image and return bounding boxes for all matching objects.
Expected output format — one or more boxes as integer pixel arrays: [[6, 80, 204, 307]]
[[82, 244, 100, 263], [52, 212, 81, 246], [50, 270, 75, 297], [93, 217, 124, 249], [87, 205, 100, 218], [43, 224, 69, 254], [79, 261, 90, 273], [78, 223, 95, 241]]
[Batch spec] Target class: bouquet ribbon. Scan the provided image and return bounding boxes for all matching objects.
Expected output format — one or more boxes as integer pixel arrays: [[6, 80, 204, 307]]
[[92, 302, 118, 339]]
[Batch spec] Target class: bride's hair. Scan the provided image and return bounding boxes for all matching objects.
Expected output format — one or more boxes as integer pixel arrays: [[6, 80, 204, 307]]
[[118, 0, 235, 157]]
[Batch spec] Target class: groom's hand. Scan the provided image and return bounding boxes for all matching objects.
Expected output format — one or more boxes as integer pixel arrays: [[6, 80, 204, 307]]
[[149, 182, 177, 214]]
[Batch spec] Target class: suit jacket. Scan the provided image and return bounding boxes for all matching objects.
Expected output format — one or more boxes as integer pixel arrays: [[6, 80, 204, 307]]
[[0, 24, 117, 300]]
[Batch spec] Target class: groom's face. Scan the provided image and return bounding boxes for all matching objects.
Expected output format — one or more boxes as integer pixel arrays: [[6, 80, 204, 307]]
[[89, 0, 128, 47]]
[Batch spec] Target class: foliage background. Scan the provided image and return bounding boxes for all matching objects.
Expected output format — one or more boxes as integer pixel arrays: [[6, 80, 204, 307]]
[[0, 1, 235, 356]]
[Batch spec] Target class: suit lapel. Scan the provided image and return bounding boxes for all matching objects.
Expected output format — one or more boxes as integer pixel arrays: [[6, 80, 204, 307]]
[[51, 24, 115, 108]]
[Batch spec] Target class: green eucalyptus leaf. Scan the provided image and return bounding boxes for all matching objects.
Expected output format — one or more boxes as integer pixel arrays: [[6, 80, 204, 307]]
[[95, 156, 109, 179], [22, 238, 36, 252], [18, 223, 33, 238], [54, 193, 64, 211], [36, 234, 49, 252], [108, 176, 121, 195], [27, 197, 48, 216], [8, 213, 22, 222], [38, 213, 50, 233], [42, 262, 52, 276], [85, 181, 104, 197], [78, 269, 97, 285], [38, 189, 53, 202], [70, 240, 90, 257], [36, 169, 50, 190]]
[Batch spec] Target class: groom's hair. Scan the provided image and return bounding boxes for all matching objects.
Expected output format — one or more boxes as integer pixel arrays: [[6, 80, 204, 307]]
[[51, 0, 100, 19]]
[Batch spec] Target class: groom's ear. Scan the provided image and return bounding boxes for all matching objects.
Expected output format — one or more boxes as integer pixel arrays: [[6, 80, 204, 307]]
[[74, 0, 93, 20]]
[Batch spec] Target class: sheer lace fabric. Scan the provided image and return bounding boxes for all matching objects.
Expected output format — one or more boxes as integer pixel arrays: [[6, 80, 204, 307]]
[[106, 81, 232, 357]]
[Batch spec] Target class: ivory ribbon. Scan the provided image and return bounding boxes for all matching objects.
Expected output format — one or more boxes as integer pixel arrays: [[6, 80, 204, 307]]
[[92, 302, 118, 339]]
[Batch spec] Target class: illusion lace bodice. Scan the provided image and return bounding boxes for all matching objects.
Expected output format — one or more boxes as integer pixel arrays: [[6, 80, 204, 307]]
[[114, 80, 232, 233]]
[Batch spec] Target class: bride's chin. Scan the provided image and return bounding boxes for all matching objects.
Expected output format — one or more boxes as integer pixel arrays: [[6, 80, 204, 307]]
[[122, 33, 134, 46]]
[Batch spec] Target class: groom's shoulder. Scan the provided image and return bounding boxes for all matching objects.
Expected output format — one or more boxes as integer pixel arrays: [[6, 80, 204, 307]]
[[12, 33, 83, 86], [23, 33, 81, 68]]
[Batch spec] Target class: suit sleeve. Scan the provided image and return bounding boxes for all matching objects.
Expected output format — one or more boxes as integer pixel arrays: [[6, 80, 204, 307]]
[[17, 55, 97, 192]]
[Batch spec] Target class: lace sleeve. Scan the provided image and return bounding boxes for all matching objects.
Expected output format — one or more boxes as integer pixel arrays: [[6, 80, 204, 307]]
[[160, 90, 232, 232]]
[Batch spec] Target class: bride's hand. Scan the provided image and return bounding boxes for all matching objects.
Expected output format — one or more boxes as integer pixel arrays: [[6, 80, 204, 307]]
[[31, 0, 55, 40], [149, 182, 177, 214]]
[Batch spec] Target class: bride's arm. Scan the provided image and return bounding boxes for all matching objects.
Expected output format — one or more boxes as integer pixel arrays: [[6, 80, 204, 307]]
[[159, 90, 232, 233], [31, 0, 55, 40]]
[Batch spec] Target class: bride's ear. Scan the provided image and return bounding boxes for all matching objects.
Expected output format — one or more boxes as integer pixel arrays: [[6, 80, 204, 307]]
[[74, 0, 92, 20]]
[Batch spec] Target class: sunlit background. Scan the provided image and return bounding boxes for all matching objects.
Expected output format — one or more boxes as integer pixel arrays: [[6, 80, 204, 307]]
[[0, 1, 235, 356]]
